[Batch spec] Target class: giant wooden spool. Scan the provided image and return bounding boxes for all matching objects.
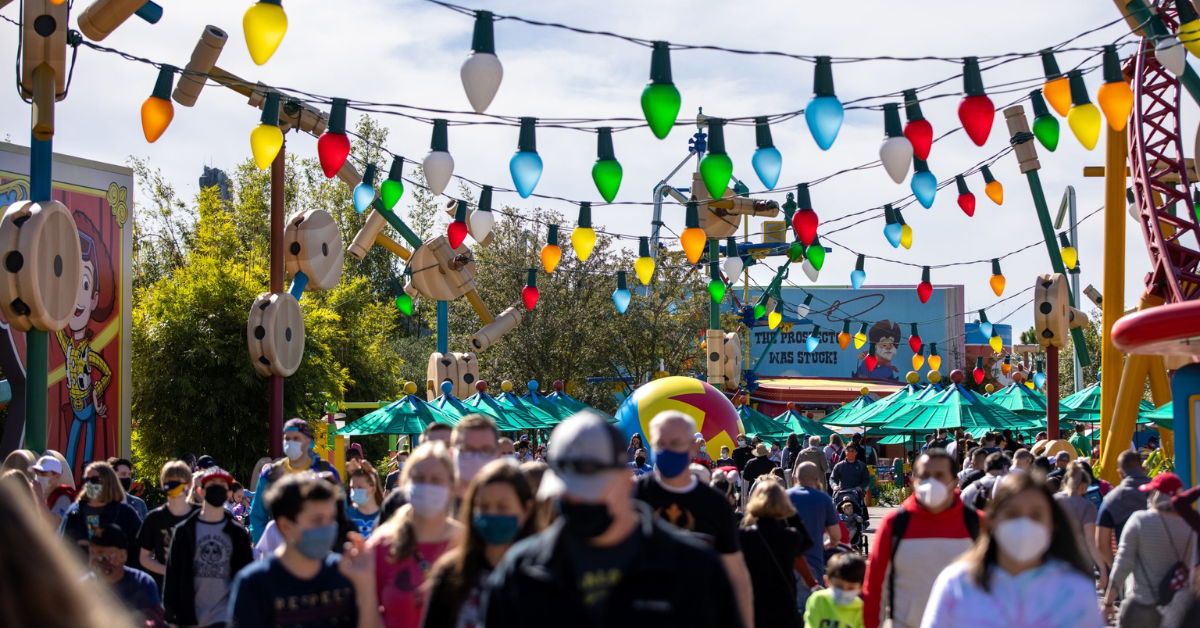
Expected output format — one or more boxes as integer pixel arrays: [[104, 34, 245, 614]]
[[408, 235, 477, 302], [426, 351, 480, 400], [247, 292, 305, 377], [0, 200, 83, 332], [284, 209, 343, 291]]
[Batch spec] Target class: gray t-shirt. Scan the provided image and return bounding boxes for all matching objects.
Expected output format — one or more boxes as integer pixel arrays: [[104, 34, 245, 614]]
[[1054, 493, 1098, 541], [193, 520, 233, 626]]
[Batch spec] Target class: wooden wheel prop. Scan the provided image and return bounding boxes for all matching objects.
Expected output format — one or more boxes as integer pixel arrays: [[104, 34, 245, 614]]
[[408, 235, 478, 302], [247, 291, 305, 377], [0, 200, 83, 332], [284, 209, 343, 291], [426, 351, 480, 399]]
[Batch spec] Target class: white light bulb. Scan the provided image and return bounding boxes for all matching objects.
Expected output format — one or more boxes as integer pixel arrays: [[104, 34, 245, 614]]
[[461, 52, 504, 114], [724, 256, 744, 280], [469, 208, 494, 242], [423, 150, 455, 196], [879, 136, 913, 184], [802, 259, 820, 282], [795, 302, 811, 319], [1156, 36, 1187, 76]]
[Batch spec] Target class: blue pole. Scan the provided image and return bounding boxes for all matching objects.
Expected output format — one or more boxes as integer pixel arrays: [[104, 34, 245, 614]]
[[437, 301, 449, 354], [25, 135, 53, 452], [1171, 363, 1200, 487]]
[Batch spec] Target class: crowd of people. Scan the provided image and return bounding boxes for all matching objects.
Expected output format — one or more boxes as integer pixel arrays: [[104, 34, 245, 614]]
[[2, 413, 1200, 627]]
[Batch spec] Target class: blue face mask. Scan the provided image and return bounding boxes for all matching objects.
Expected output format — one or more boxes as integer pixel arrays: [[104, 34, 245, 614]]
[[653, 448, 691, 478], [295, 522, 339, 560], [473, 513, 521, 545]]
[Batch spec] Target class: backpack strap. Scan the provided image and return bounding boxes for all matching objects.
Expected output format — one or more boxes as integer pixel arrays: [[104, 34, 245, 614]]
[[886, 509, 911, 620], [962, 505, 981, 540]]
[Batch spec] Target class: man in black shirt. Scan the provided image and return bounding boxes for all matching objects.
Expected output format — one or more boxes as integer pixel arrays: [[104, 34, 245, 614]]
[[137, 460, 197, 592], [482, 411, 742, 628], [635, 411, 753, 627], [742, 443, 778, 485], [731, 434, 756, 472]]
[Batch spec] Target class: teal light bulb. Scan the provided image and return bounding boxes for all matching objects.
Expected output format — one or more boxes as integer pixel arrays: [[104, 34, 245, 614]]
[[911, 159, 937, 209], [613, 289, 631, 313], [510, 118, 542, 198]]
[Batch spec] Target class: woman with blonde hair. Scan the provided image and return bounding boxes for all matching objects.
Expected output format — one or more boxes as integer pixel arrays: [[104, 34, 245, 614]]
[[739, 478, 813, 627], [370, 440, 462, 628], [59, 460, 142, 568], [1054, 461, 1108, 590]]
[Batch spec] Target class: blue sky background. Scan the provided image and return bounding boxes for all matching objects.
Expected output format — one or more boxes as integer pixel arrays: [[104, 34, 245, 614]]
[[0, 0, 1179, 334]]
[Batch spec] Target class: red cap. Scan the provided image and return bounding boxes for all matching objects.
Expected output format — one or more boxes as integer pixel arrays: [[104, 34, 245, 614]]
[[1138, 472, 1183, 496], [200, 467, 235, 487]]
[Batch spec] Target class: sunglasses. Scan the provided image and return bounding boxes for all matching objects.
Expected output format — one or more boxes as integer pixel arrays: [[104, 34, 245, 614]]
[[85, 476, 103, 484]]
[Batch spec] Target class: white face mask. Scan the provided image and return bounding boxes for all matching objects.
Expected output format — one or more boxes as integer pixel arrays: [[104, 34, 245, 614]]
[[455, 451, 493, 485], [994, 517, 1051, 563], [405, 482, 450, 517], [283, 440, 304, 461], [37, 475, 52, 490], [915, 478, 949, 508], [831, 586, 859, 606]]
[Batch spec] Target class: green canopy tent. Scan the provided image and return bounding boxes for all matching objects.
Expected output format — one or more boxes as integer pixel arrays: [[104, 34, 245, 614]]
[[462, 390, 540, 432], [823, 381, 926, 427], [337, 393, 454, 436], [1140, 403, 1173, 430], [495, 385, 558, 429], [1060, 381, 1155, 423], [877, 427, 993, 445], [520, 381, 578, 426], [737, 405, 792, 445], [775, 405, 836, 437], [864, 375, 1041, 435], [986, 382, 1054, 417], [816, 394, 875, 427], [839, 382, 945, 430]]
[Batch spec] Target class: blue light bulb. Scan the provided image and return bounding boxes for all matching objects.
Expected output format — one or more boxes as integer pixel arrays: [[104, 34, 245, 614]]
[[751, 146, 783, 190], [883, 223, 903, 248], [806, 334, 820, 352], [979, 321, 993, 338], [850, 269, 866, 290], [510, 151, 543, 198], [613, 289, 631, 313], [1034, 372, 1047, 389], [353, 181, 375, 213], [911, 170, 938, 209], [805, 96, 844, 150]]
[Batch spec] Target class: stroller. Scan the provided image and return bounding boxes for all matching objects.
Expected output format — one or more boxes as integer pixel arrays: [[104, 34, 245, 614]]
[[834, 488, 870, 555]]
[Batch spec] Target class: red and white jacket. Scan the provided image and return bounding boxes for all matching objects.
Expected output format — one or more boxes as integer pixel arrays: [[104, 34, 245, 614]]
[[862, 492, 984, 628]]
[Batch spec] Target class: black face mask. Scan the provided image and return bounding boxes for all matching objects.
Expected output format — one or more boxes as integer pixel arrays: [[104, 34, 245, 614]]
[[119, 478, 132, 492], [559, 500, 613, 539], [204, 485, 228, 508], [634, 456, 646, 467]]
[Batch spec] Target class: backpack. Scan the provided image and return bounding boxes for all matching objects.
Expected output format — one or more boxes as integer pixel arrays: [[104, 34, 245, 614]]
[[1138, 516, 1193, 607], [969, 476, 998, 511], [887, 506, 980, 620]]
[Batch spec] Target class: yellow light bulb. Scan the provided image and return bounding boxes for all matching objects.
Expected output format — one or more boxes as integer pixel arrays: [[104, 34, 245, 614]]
[[899, 224, 913, 250], [1097, 81, 1133, 132], [250, 123, 284, 170], [989, 335, 1003, 354], [680, 227, 707, 264], [634, 256, 656, 285], [541, 244, 561, 274], [1181, 19, 1200, 56], [141, 96, 174, 143], [768, 311, 782, 329], [571, 227, 596, 262], [1067, 102, 1101, 150], [985, 180, 1003, 205], [1061, 245, 1077, 270], [854, 332, 867, 350], [990, 274, 1006, 297], [244, 0, 289, 66], [912, 354, 924, 370], [1025, 381, 1035, 390], [1043, 77, 1071, 117], [929, 355, 942, 371]]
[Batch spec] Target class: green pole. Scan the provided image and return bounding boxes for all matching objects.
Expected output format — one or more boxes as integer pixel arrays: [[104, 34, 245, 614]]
[[25, 134, 53, 453], [708, 239, 721, 329], [1124, 0, 1200, 106], [374, 198, 423, 248]]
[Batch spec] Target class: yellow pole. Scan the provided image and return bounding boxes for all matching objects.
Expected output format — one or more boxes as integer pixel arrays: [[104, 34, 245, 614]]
[[465, 289, 495, 324], [1147, 356, 1173, 458], [374, 234, 412, 261], [1101, 354, 1153, 483], [1099, 125, 1127, 459]]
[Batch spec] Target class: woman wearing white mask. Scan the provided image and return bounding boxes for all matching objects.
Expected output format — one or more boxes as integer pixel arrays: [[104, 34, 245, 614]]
[[920, 473, 1103, 628], [371, 441, 462, 628]]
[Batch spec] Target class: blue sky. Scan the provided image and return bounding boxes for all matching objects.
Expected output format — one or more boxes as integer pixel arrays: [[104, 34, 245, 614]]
[[0, 0, 1175, 335]]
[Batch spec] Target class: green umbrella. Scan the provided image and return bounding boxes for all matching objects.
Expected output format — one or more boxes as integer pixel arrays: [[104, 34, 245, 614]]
[[428, 392, 477, 426], [865, 379, 1040, 433], [818, 394, 875, 427], [986, 382, 1055, 417], [737, 405, 792, 445], [841, 383, 944, 430], [337, 393, 453, 436], [495, 387, 558, 429], [462, 391, 537, 432], [521, 383, 577, 426], [824, 382, 923, 427], [545, 386, 617, 423], [877, 427, 993, 445], [1060, 381, 1154, 423], [1138, 403, 1172, 430], [775, 406, 836, 437]]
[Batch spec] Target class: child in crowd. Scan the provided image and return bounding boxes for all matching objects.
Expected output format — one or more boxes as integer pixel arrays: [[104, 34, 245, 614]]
[[838, 499, 865, 551], [804, 552, 866, 628]]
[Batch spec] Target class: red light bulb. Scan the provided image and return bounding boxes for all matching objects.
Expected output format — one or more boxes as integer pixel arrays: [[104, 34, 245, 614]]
[[902, 89, 933, 160], [317, 98, 351, 178], [917, 266, 932, 304], [958, 58, 994, 146], [865, 355, 877, 371], [448, 220, 469, 249], [793, 209, 818, 247], [522, 285, 539, 310], [957, 192, 975, 217], [908, 323, 922, 354], [973, 366, 985, 384]]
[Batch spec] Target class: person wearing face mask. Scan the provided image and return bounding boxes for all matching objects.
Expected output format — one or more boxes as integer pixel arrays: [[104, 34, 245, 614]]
[[634, 411, 754, 627], [1103, 473, 1196, 627], [920, 473, 1103, 628], [248, 418, 339, 544], [862, 450, 982, 628], [370, 441, 462, 628], [346, 464, 383, 538], [33, 454, 76, 527], [422, 460, 535, 627], [627, 448, 652, 477], [731, 433, 755, 472], [59, 460, 143, 568], [1095, 450, 1151, 577], [86, 521, 166, 624], [450, 416, 501, 501], [740, 478, 811, 628], [229, 474, 384, 628], [804, 552, 866, 628], [481, 411, 742, 627], [138, 461, 199, 592], [107, 457, 148, 520], [163, 466, 253, 628]]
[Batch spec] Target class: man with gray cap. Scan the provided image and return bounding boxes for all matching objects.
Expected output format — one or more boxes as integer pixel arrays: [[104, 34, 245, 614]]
[[482, 411, 742, 627]]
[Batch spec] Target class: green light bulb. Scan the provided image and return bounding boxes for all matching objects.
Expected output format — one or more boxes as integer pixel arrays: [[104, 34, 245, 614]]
[[806, 238, 826, 271], [1032, 115, 1059, 152], [708, 279, 726, 303], [395, 294, 413, 316], [641, 42, 681, 139], [381, 180, 404, 210], [592, 160, 622, 203], [788, 241, 804, 263], [699, 118, 733, 200], [754, 303, 766, 319]]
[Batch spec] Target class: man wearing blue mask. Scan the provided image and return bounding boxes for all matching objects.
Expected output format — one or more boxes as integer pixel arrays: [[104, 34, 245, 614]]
[[634, 411, 754, 628], [229, 474, 383, 628], [248, 418, 339, 544]]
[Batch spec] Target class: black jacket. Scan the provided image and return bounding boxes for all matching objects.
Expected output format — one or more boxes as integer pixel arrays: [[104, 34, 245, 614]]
[[739, 518, 804, 628], [60, 500, 143, 569], [731, 445, 754, 472], [162, 509, 253, 626], [481, 502, 743, 628], [743, 456, 779, 485]]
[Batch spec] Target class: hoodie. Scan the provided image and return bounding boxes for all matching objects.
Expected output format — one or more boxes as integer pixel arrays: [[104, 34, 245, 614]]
[[862, 492, 984, 628]]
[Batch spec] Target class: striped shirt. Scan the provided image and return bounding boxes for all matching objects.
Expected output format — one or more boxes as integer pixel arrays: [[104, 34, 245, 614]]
[[1109, 509, 1196, 604]]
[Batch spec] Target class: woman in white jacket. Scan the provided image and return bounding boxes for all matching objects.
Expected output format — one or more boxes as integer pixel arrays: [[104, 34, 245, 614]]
[[920, 472, 1104, 628]]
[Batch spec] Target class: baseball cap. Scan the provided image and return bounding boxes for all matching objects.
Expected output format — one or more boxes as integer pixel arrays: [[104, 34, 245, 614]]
[[539, 411, 626, 502], [88, 522, 128, 548], [200, 466, 235, 487], [196, 455, 216, 470], [32, 455, 62, 474], [1139, 472, 1183, 496]]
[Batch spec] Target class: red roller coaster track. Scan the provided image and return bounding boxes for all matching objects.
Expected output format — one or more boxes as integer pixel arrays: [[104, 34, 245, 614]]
[[1130, 4, 1200, 304]]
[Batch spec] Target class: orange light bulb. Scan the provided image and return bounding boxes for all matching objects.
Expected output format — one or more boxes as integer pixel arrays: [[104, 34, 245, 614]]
[[541, 244, 561, 274], [141, 66, 176, 143], [680, 227, 707, 264], [990, 274, 1005, 297]]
